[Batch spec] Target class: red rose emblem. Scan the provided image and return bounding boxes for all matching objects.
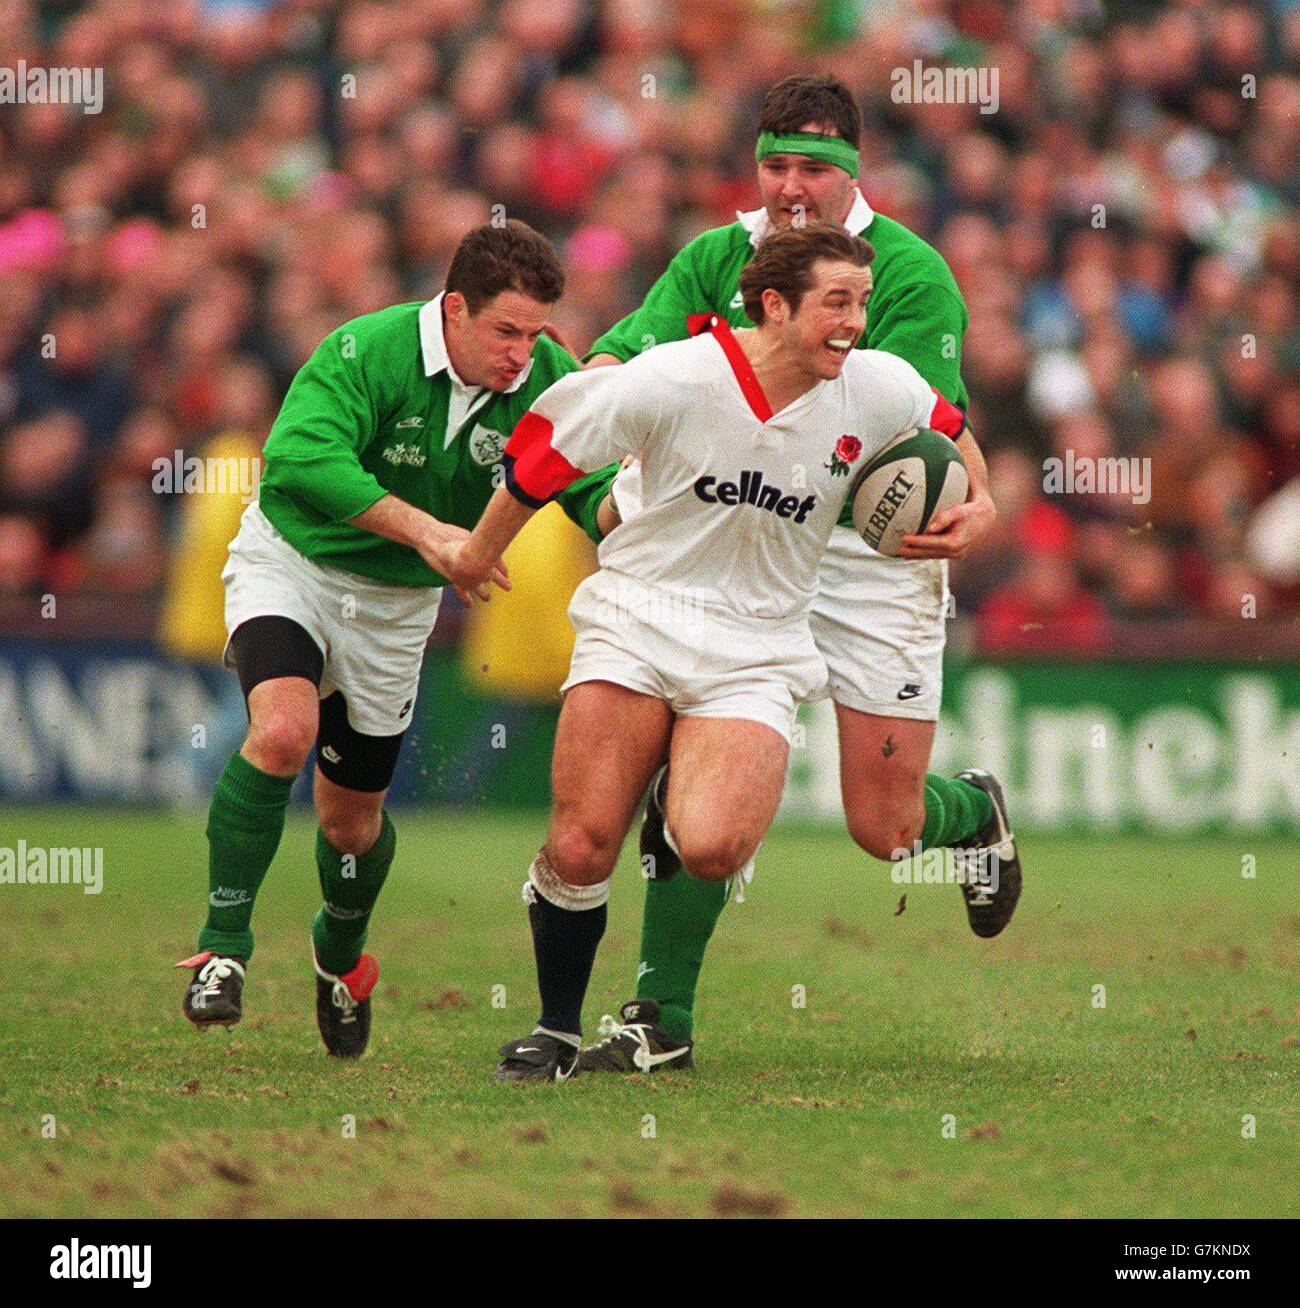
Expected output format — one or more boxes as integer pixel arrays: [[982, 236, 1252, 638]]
[[825, 434, 863, 476]]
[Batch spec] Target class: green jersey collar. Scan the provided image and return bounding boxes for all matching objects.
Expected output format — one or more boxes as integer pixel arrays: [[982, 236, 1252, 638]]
[[736, 187, 875, 248], [419, 292, 535, 394]]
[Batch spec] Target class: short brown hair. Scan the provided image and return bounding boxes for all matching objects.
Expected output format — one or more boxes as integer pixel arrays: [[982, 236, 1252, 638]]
[[445, 219, 565, 313], [759, 75, 861, 146], [739, 221, 875, 324]]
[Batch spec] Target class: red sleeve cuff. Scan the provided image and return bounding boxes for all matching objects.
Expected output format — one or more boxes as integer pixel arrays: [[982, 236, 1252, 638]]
[[929, 389, 966, 439], [503, 411, 584, 505]]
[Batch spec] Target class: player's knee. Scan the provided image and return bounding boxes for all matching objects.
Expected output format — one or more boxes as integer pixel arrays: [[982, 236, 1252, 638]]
[[244, 708, 315, 776], [677, 830, 750, 882], [547, 822, 618, 887], [319, 807, 383, 857], [844, 800, 923, 863]]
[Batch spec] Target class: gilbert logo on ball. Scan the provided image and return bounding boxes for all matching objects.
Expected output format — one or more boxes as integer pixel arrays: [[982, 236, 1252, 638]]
[[849, 428, 968, 557]]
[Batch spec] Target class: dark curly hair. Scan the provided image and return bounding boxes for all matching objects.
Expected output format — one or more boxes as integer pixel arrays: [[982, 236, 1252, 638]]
[[758, 75, 862, 145], [446, 219, 565, 313]]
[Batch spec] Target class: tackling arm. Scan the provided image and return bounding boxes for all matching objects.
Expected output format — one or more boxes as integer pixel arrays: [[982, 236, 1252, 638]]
[[260, 325, 512, 601], [348, 495, 509, 606], [445, 366, 655, 597], [258, 329, 391, 523], [449, 486, 539, 600]]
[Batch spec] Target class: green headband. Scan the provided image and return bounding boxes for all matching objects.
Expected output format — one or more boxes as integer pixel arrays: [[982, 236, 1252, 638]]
[[755, 130, 860, 177]]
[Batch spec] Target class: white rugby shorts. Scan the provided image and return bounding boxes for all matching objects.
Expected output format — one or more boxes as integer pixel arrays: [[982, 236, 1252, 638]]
[[561, 568, 826, 742], [222, 503, 442, 737]]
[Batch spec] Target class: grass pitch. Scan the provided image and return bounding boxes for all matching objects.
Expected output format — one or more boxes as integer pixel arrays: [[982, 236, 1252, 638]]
[[1, 807, 1295, 1218]]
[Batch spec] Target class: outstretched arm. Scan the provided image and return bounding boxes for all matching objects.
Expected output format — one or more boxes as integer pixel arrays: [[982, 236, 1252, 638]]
[[446, 363, 661, 600], [438, 486, 537, 602], [348, 494, 509, 606]]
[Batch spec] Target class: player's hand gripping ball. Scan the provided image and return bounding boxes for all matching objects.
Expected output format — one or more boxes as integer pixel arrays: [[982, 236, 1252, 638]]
[[849, 427, 969, 557]]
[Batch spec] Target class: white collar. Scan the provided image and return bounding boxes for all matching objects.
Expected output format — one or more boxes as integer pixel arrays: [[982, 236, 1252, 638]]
[[418, 292, 534, 394], [736, 187, 875, 247]]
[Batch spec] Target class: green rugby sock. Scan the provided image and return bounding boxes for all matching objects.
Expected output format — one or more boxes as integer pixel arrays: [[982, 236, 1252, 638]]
[[919, 773, 993, 850], [198, 751, 295, 961], [311, 811, 396, 976], [635, 871, 730, 1042]]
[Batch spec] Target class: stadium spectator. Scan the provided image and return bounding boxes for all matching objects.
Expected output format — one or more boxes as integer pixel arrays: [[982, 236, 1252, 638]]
[[0, 411, 96, 549]]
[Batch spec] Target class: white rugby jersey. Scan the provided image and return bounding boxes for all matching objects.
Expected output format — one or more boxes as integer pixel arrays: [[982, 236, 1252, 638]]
[[504, 316, 946, 621]]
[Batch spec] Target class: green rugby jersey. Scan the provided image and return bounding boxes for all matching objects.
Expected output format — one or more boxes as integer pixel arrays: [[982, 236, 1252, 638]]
[[560, 192, 969, 537], [256, 295, 605, 587]]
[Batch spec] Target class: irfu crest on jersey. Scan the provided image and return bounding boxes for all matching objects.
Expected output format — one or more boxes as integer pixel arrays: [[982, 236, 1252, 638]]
[[469, 424, 508, 466]]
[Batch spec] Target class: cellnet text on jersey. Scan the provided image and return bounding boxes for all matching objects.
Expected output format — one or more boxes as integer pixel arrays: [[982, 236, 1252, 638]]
[[693, 470, 817, 524]]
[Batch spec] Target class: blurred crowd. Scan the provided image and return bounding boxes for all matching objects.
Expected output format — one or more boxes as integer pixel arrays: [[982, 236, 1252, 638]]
[[0, 0, 1295, 650]]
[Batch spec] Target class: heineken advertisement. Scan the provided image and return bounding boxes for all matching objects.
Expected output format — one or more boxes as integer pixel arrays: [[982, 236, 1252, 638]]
[[787, 661, 1299, 834]]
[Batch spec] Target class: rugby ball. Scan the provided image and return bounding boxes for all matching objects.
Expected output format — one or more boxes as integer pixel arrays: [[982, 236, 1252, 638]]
[[849, 428, 968, 556]]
